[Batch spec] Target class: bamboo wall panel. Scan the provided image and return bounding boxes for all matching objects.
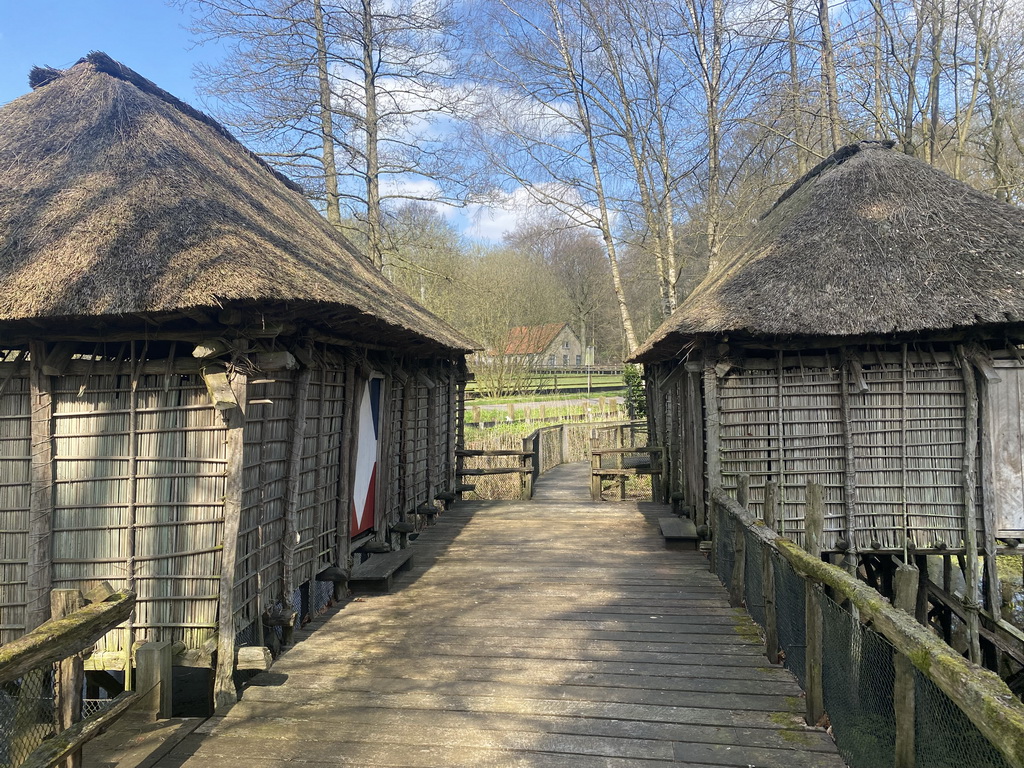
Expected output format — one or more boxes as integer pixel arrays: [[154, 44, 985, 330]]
[[0, 374, 31, 644], [293, 364, 346, 587], [411, 381, 429, 507], [719, 368, 779, 521], [678, 347, 981, 553], [778, 366, 844, 546], [51, 369, 226, 655], [0, 346, 464, 658], [850, 355, 970, 550], [238, 374, 294, 636]]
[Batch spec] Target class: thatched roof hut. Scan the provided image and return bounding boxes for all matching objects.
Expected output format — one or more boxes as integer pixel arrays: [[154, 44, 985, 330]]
[[0, 53, 476, 715], [0, 51, 474, 355], [636, 141, 1024, 640], [635, 140, 1024, 360]]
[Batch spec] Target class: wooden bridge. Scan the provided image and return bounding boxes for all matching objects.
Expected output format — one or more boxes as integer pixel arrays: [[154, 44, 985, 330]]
[[90, 462, 844, 768]]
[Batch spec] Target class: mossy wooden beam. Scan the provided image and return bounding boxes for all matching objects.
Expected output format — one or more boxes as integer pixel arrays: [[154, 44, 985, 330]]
[[775, 532, 1024, 767], [0, 593, 135, 683], [714, 486, 1024, 768], [27, 340, 54, 632], [19, 690, 137, 768], [201, 363, 238, 411], [214, 374, 247, 713]]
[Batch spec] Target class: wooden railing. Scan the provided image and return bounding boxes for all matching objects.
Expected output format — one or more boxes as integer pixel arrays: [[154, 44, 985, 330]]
[[457, 419, 648, 500], [0, 588, 155, 768], [712, 484, 1024, 768], [589, 446, 666, 502]]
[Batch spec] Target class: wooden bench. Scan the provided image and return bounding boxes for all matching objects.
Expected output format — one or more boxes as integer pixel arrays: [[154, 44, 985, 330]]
[[349, 549, 415, 594], [659, 517, 698, 548]]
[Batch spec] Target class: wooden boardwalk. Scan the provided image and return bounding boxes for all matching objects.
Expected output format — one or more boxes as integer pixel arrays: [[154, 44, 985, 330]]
[[149, 463, 845, 768]]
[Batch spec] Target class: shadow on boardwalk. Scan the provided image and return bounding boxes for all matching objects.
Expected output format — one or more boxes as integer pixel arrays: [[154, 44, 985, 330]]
[[114, 463, 847, 768]]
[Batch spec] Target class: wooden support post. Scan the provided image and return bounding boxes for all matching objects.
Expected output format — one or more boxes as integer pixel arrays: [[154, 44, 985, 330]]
[[613, 425, 625, 500], [804, 482, 825, 726], [763, 481, 780, 663], [135, 640, 172, 719], [472, 405, 480, 424], [214, 370, 247, 714], [957, 346, 982, 664], [730, 476, 749, 608], [561, 423, 569, 464], [893, 563, 919, 768], [52, 590, 86, 768], [703, 362, 722, 570], [507, 403, 515, 421], [13, 344, 54, 764], [913, 554, 930, 626], [339, 362, 360, 577], [521, 436, 533, 500], [839, 351, 860, 564], [282, 370, 309, 610], [27, 341, 54, 632], [590, 451, 602, 501], [978, 373, 1003, 623]]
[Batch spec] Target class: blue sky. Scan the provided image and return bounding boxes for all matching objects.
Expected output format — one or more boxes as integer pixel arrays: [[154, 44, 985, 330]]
[[0, 1, 212, 108]]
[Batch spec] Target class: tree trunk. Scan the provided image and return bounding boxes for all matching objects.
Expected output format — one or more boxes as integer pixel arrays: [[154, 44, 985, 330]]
[[705, 0, 724, 271], [818, 0, 842, 153], [787, 0, 807, 174], [362, 0, 384, 268], [926, 0, 945, 164], [314, 0, 342, 228]]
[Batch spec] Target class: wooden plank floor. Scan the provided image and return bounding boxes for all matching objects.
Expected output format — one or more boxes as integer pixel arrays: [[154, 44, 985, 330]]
[[155, 463, 845, 768]]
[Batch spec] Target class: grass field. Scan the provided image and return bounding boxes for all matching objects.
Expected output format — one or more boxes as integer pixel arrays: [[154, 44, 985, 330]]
[[467, 373, 624, 403]]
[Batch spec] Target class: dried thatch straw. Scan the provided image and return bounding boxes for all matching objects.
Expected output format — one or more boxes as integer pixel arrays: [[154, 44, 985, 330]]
[[634, 141, 1024, 362], [0, 52, 475, 354]]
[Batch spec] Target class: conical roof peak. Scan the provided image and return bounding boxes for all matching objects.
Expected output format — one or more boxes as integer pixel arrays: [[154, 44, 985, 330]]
[[634, 143, 1024, 361], [0, 52, 475, 353]]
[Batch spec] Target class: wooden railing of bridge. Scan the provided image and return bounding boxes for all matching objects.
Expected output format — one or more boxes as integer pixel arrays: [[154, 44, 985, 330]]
[[712, 481, 1024, 768], [456, 419, 656, 500], [0, 588, 144, 768]]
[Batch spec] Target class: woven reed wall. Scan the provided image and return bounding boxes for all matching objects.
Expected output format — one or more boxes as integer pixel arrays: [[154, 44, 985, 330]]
[[51, 362, 227, 656], [0, 346, 465, 660], [0, 366, 31, 645], [655, 346, 988, 552], [238, 372, 295, 638]]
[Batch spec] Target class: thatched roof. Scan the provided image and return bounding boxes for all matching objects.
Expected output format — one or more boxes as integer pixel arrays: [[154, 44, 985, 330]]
[[503, 323, 571, 355], [0, 53, 476, 354], [634, 141, 1024, 362]]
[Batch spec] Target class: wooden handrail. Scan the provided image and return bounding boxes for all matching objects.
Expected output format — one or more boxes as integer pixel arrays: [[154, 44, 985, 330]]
[[712, 488, 1024, 768], [0, 592, 136, 684], [456, 449, 535, 457], [18, 689, 141, 768], [590, 447, 663, 455]]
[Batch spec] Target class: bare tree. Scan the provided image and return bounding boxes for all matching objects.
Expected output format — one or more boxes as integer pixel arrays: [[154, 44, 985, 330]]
[[184, 0, 471, 267]]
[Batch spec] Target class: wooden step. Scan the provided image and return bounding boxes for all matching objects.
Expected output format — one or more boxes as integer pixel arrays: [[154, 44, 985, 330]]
[[660, 517, 698, 547], [349, 549, 415, 594]]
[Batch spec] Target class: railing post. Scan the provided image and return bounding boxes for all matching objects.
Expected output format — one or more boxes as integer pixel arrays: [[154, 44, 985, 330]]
[[590, 450, 602, 501], [135, 639, 173, 720], [893, 563, 920, 768], [730, 476, 749, 608], [763, 481, 780, 663], [560, 423, 569, 464], [804, 482, 825, 726], [520, 436, 532, 500], [52, 589, 85, 768]]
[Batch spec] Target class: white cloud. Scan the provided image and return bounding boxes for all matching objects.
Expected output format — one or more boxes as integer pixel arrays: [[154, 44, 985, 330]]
[[459, 184, 602, 242]]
